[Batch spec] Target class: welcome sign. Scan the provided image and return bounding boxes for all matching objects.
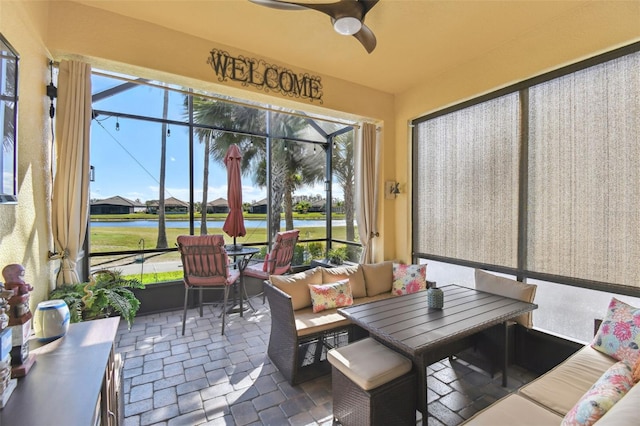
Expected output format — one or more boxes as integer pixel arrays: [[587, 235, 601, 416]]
[[208, 48, 323, 104]]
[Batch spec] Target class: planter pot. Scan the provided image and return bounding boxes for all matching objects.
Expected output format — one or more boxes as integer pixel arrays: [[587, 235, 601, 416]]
[[133, 281, 186, 315]]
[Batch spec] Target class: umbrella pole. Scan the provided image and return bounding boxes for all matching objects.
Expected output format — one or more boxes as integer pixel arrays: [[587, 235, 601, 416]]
[[233, 236, 237, 250]]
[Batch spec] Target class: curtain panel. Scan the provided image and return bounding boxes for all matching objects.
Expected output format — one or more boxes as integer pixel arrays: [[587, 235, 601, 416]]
[[51, 60, 92, 284], [355, 122, 380, 263]]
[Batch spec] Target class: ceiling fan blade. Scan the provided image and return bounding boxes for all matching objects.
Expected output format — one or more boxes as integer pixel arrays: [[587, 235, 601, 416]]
[[358, 0, 379, 16], [249, 0, 308, 11], [353, 23, 376, 53]]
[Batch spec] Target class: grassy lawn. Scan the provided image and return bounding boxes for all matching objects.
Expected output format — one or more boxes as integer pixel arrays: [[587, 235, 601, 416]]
[[90, 225, 345, 252]]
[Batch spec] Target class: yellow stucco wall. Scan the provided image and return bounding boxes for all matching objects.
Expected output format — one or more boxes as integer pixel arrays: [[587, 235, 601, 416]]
[[1, 1, 639, 311], [392, 1, 640, 262], [0, 1, 56, 308]]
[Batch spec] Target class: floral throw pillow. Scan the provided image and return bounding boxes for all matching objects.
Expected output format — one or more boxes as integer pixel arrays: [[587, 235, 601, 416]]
[[308, 279, 353, 313], [561, 361, 634, 426], [391, 263, 427, 295], [591, 297, 640, 366]]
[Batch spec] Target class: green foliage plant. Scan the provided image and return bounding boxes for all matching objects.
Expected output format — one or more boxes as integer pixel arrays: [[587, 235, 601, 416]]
[[49, 269, 145, 328], [328, 247, 348, 265]]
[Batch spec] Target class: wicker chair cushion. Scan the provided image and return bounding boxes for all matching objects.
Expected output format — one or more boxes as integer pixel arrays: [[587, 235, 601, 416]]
[[475, 269, 537, 328], [328, 337, 412, 391], [361, 261, 394, 296], [270, 267, 323, 310], [322, 264, 367, 298]]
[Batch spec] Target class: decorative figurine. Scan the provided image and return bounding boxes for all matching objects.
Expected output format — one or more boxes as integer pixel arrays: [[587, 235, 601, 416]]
[[2, 264, 33, 319], [1, 263, 36, 377]]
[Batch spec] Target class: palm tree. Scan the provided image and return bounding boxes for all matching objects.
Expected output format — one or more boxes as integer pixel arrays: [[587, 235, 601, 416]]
[[332, 131, 356, 254], [188, 99, 330, 246], [190, 96, 263, 235], [156, 89, 169, 248]]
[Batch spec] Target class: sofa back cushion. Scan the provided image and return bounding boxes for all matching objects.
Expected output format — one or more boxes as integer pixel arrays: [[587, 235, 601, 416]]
[[362, 261, 394, 296], [322, 265, 366, 298], [270, 267, 323, 310], [561, 361, 634, 426]]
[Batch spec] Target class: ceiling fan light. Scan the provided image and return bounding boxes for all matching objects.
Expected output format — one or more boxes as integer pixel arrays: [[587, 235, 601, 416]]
[[333, 17, 362, 35]]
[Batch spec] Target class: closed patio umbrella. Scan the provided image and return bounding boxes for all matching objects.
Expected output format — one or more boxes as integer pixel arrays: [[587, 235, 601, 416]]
[[223, 144, 246, 249]]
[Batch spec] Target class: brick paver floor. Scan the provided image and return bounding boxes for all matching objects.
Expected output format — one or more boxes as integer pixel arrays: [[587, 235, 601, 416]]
[[116, 299, 538, 426]]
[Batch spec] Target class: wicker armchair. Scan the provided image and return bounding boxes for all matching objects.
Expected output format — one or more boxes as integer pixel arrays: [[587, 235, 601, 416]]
[[263, 281, 364, 385]]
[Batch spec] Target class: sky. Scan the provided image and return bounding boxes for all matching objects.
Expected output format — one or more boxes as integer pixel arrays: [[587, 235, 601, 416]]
[[89, 74, 333, 205]]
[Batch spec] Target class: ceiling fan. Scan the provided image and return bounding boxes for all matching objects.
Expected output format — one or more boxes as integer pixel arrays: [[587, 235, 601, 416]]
[[250, 0, 379, 53]]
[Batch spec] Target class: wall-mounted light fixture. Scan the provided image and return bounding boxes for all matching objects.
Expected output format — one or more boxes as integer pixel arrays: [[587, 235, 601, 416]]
[[385, 181, 401, 199]]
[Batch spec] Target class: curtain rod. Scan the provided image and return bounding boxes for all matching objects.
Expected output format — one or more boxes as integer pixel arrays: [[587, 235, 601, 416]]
[[90, 69, 361, 129]]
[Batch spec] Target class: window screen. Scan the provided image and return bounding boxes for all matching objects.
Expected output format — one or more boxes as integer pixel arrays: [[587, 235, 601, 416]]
[[527, 52, 640, 286], [414, 93, 520, 268]]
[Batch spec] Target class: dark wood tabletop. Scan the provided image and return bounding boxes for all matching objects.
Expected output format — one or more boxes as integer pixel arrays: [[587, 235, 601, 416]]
[[338, 284, 537, 425]]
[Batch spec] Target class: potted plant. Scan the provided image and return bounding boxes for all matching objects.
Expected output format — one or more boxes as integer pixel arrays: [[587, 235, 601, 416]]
[[328, 247, 348, 265], [49, 269, 145, 328]]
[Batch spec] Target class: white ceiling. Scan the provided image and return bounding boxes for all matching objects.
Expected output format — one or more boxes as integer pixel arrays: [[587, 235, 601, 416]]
[[73, 1, 608, 95]]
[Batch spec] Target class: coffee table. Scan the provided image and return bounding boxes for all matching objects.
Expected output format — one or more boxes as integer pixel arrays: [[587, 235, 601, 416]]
[[338, 284, 537, 425]]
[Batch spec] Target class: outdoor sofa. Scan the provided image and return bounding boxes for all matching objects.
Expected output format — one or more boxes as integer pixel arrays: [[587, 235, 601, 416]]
[[263, 261, 432, 385], [464, 303, 640, 425]]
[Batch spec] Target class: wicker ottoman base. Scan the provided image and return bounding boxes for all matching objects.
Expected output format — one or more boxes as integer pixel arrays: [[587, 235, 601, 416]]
[[332, 367, 416, 426]]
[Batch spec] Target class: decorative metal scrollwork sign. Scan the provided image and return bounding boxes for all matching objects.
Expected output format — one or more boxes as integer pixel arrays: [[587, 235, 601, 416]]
[[208, 48, 323, 104]]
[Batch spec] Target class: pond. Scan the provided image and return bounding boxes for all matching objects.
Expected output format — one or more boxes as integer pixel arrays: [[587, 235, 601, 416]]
[[91, 219, 345, 228]]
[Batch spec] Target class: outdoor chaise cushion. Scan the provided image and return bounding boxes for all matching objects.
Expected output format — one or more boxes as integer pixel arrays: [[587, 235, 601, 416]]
[[519, 345, 617, 416]]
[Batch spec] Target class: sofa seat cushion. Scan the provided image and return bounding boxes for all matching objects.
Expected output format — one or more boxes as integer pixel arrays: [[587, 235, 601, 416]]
[[463, 394, 563, 425], [327, 337, 412, 391], [322, 265, 367, 298], [519, 345, 617, 416], [596, 381, 640, 425], [295, 293, 395, 337], [270, 267, 323, 310], [561, 360, 634, 426]]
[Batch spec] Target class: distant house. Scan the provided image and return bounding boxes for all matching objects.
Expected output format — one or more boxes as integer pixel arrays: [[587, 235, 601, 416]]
[[249, 199, 268, 214], [147, 197, 189, 214], [206, 198, 229, 214], [308, 199, 327, 213], [90, 196, 146, 215]]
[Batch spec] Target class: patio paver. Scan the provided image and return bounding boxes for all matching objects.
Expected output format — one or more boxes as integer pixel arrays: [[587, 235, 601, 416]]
[[116, 298, 538, 425]]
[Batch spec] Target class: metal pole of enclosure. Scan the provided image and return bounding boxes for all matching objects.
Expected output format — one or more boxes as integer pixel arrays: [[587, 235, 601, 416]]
[[325, 136, 333, 250]]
